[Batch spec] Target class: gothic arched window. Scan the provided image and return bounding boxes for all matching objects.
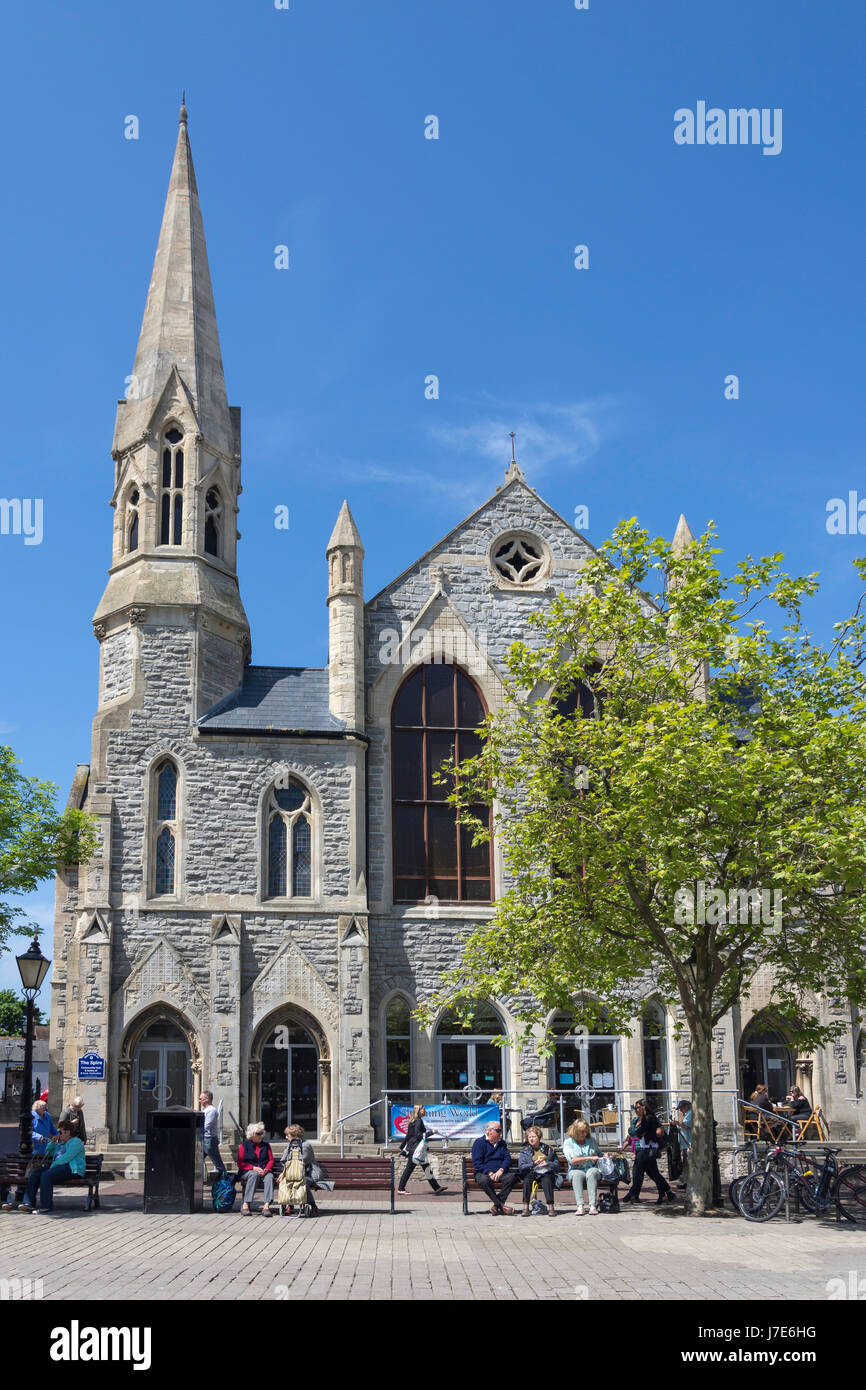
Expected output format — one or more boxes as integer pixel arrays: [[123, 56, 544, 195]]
[[385, 995, 412, 1092], [126, 488, 140, 553], [391, 665, 491, 903], [160, 427, 184, 546], [153, 758, 178, 895], [204, 487, 221, 557], [266, 778, 313, 898]]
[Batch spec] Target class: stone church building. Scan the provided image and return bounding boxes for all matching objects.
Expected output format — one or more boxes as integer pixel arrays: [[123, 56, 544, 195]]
[[49, 108, 864, 1147]]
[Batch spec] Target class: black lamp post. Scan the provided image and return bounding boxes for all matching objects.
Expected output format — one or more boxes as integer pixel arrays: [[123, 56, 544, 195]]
[[16, 935, 51, 1158], [682, 946, 698, 997]]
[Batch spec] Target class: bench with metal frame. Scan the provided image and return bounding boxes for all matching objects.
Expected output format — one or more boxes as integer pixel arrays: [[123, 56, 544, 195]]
[[461, 1153, 621, 1215], [0, 1153, 104, 1211]]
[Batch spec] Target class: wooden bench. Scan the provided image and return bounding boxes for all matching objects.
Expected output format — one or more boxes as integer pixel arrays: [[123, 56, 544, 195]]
[[287, 1157, 395, 1214], [0, 1154, 104, 1212], [461, 1155, 621, 1215]]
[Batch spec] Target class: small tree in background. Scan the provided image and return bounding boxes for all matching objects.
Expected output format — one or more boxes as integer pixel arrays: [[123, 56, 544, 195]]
[[0, 987, 46, 1035], [422, 519, 866, 1216], [0, 745, 98, 951]]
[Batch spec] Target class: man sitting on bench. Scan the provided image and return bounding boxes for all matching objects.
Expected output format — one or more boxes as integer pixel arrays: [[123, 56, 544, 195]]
[[470, 1120, 519, 1215], [17, 1120, 85, 1214]]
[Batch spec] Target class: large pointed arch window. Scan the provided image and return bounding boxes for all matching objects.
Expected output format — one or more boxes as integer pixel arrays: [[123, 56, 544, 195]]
[[392, 665, 492, 903], [266, 778, 313, 898], [160, 427, 184, 546], [152, 758, 178, 896]]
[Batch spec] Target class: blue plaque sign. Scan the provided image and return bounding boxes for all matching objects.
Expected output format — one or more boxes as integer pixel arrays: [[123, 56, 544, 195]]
[[77, 1051, 105, 1080]]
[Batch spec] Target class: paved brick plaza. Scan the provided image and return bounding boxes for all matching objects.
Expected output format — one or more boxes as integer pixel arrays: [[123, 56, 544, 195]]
[[2, 1182, 865, 1301]]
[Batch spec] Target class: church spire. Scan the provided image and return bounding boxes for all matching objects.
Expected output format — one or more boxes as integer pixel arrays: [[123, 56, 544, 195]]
[[113, 100, 233, 459]]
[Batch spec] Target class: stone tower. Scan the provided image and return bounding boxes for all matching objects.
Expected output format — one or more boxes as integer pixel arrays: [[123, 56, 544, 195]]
[[326, 501, 365, 730], [92, 99, 250, 732]]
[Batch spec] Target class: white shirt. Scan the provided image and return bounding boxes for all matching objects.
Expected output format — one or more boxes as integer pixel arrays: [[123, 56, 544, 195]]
[[201, 1104, 219, 1140]]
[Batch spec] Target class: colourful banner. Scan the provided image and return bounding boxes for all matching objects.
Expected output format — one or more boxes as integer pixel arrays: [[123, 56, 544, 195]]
[[390, 1102, 501, 1141]]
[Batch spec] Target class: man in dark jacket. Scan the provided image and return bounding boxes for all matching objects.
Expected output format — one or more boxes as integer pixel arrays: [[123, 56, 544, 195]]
[[521, 1091, 560, 1134], [471, 1121, 519, 1214]]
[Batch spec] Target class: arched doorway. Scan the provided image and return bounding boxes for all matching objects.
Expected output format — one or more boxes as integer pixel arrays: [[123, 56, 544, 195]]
[[131, 1019, 192, 1139], [740, 1017, 793, 1102], [258, 1018, 320, 1140], [436, 1001, 507, 1098], [548, 1009, 621, 1119]]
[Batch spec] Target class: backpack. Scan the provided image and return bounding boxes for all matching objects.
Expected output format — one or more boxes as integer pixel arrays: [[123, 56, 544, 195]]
[[598, 1190, 617, 1214], [277, 1140, 308, 1209], [211, 1173, 238, 1212]]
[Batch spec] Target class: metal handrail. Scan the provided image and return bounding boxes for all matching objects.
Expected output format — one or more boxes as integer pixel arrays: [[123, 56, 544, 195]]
[[379, 1086, 741, 1151], [336, 1098, 385, 1158]]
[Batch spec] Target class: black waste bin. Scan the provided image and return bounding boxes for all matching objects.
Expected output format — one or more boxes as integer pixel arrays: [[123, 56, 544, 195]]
[[143, 1109, 204, 1213]]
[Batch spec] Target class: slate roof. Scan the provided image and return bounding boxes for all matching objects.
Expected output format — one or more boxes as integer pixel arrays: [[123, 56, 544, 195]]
[[197, 666, 347, 735]]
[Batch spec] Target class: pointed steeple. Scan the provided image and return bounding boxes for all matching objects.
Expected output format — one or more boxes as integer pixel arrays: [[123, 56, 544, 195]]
[[327, 500, 363, 552], [114, 100, 233, 458], [671, 513, 695, 555]]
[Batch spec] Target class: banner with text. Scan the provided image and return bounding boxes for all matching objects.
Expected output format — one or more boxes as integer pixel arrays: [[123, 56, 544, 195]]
[[390, 1103, 500, 1141]]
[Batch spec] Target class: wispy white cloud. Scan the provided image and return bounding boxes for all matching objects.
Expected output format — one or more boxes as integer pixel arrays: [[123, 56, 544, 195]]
[[428, 398, 616, 477], [0, 722, 16, 735]]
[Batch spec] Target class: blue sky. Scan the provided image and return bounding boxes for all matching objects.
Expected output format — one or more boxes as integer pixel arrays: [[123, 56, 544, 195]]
[[1, 0, 864, 994]]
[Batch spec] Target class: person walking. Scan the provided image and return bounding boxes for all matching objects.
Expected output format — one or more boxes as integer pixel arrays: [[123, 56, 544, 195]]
[[396, 1104, 447, 1197], [563, 1118, 603, 1214], [199, 1091, 226, 1176], [518, 1124, 559, 1217], [620, 1100, 675, 1205]]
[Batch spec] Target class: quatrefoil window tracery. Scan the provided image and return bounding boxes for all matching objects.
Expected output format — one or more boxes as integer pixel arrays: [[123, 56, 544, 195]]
[[492, 533, 547, 585]]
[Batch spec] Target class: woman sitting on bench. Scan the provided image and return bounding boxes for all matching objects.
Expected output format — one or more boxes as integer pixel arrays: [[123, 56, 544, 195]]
[[18, 1121, 85, 1214]]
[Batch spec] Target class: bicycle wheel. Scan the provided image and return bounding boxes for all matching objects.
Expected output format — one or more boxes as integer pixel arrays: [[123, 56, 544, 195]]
[[737, 1171, 785, 1222], [729, 1174, 748, 1209], [835, 1165, 866, 1224]]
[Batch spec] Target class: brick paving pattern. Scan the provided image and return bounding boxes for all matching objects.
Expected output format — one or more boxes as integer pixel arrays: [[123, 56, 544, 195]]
[[1, 1181, 865, 1301]]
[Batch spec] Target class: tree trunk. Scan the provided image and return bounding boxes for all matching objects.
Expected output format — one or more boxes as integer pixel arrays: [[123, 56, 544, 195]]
[[685, 1010, 715, 1216]]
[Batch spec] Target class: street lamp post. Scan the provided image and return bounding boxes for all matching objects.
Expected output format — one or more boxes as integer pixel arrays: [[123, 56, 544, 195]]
[[16, 935, 51, 1158]]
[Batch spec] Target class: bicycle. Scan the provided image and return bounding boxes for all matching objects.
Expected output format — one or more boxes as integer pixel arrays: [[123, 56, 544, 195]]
[[735, 1145, 841, 1222], [834, 1163, 866, 1224]]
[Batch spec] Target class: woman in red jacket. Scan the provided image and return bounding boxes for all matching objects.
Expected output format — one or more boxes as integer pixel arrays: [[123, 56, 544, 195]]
[[238, 1122, 275, 1216]]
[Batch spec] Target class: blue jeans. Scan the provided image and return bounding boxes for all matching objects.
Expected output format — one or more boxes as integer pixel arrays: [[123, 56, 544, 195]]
[[24, 1162, 73, 1211], [202, 1135, 225, 1174]]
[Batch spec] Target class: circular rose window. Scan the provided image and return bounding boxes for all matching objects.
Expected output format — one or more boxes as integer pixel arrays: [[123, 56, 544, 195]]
[[490, 532, 550, 586]]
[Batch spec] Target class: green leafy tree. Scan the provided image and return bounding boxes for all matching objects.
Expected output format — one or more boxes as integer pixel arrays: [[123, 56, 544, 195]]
[[423, 520, 866, 1216], [0, 988, 46, 1035], [0, 746, 99, 950]]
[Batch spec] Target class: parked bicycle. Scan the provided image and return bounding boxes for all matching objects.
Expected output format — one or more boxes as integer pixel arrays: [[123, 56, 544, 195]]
[[736, 1145, 841, 1222], [835, 1163, 866, 1224]]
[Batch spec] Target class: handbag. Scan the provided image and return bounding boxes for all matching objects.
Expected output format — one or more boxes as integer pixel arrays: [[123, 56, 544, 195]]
[[597, 1154, 616, 1180], [412, 1138, 428, 1163]]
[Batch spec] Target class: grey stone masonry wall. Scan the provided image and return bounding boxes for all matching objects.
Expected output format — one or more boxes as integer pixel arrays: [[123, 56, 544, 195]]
[[364, 478, 593, 909], [100, 630, 133, 702]]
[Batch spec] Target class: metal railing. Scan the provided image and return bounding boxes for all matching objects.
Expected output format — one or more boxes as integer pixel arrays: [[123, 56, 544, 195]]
[[336, 1098, 386, 1158], [379, 1086, 741, 1151]]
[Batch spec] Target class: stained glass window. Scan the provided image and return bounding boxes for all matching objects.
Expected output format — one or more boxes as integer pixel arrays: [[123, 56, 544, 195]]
[[155, 827, 175, 895], [392, 665, 491, 903], [156, 761, 177, 820], [266, 777, 313, 898], [268, 816, 287, 897]]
